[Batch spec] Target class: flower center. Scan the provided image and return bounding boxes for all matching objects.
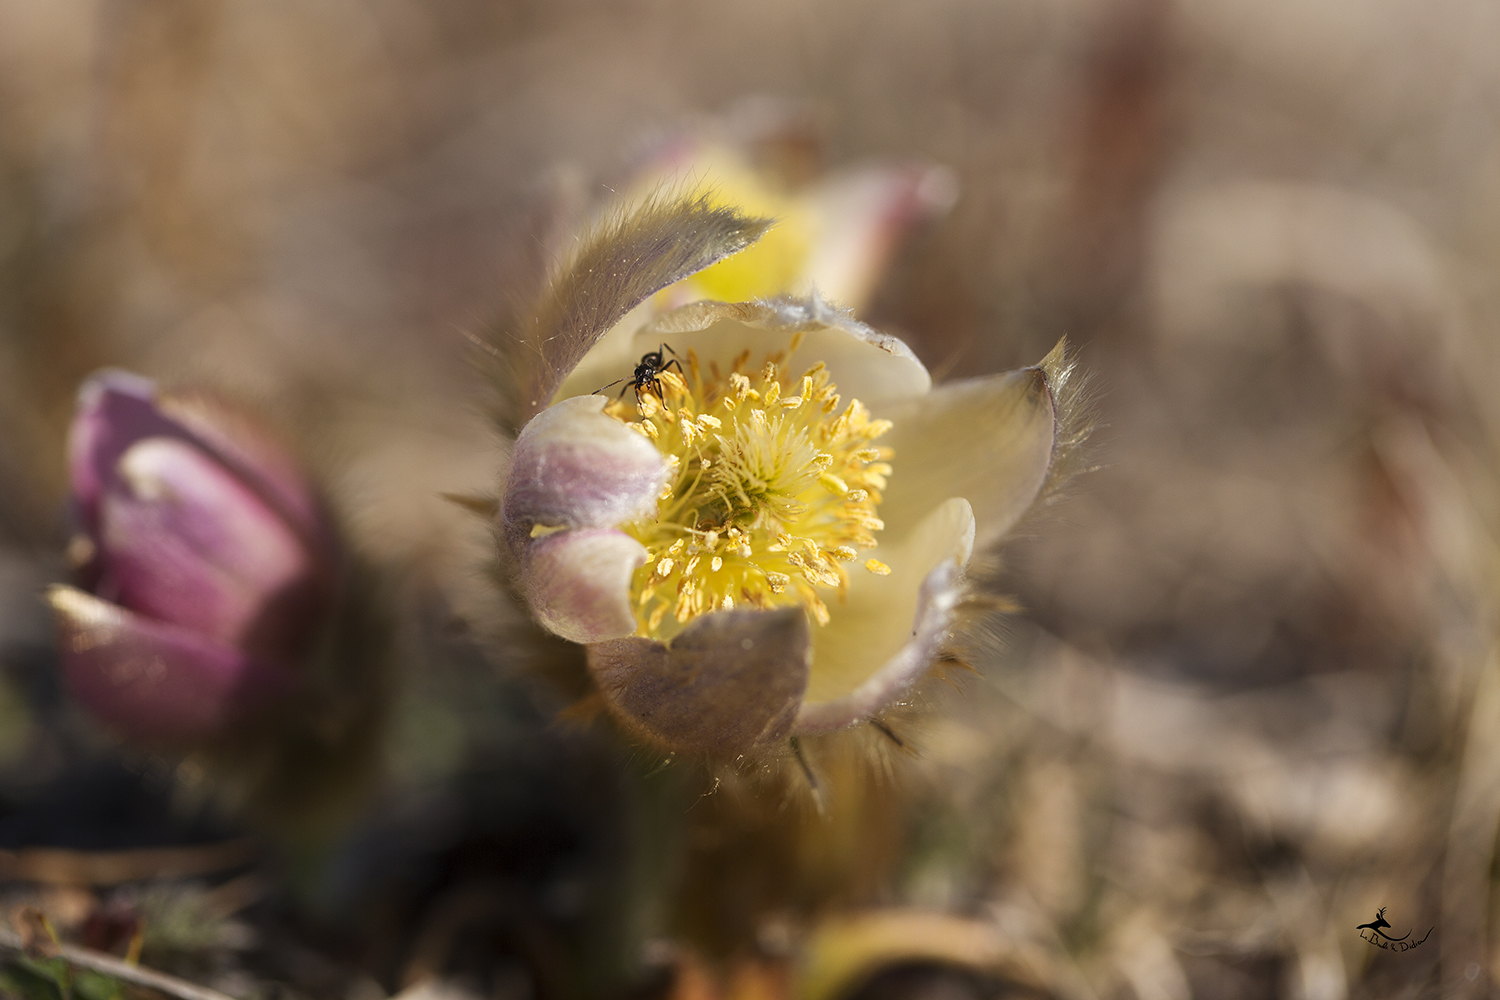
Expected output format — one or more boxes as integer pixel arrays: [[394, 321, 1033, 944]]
[[606, 342, 894, 640]]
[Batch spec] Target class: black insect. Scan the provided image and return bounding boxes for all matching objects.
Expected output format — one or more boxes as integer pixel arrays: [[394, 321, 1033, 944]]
[[595, 344, 683, 403]]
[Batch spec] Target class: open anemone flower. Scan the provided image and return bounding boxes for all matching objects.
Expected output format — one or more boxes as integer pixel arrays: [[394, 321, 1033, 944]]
[[46, 371, 339, 745], [490, 195, 1081, 758]]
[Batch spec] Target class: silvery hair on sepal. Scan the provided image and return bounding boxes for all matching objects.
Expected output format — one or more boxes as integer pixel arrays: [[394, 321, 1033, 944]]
[[485, 191, 772, 436]]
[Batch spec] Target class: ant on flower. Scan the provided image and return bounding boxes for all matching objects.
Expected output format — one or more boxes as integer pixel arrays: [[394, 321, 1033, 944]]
[[595, 344, 683, 404]]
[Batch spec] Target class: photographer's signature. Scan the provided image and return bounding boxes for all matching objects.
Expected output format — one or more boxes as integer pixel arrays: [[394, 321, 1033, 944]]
[[1356, 908, 1433, 952]]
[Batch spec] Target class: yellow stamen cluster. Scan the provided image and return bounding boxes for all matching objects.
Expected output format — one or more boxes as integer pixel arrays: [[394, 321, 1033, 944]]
[[605, 343, 894, 640]]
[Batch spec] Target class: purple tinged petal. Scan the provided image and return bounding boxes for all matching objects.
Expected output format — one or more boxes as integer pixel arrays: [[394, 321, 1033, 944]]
[[48, 585, 296, 744], [68, 370, 186, 540], [502, 395, 669, 541], [97, 437, 320, 659], [67, 371, 337, 575], [522, 528, 647, 644], [793, 559, 963, 734], [797, 497, 975, 732], [587, 607, 811, 755], [158, 391, 336, 565]]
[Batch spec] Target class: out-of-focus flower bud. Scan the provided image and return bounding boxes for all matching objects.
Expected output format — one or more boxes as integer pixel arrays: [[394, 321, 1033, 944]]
[[48, 370, 337, 744], [647, 144, 957, 313]]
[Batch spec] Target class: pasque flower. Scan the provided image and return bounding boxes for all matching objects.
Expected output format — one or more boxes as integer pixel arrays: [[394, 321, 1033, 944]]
[[47, 371, 337, 743], [494, 195, 1071, 757]]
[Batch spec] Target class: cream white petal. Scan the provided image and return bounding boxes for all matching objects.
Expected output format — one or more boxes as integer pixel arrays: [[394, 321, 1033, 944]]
[[552, 297, 931, 408], [522, 528, 646, 644], [587, 606, 811, 755], [878, 367, 1055, 547], [794, 497, 975, 732], [502, 394, 669, 534]]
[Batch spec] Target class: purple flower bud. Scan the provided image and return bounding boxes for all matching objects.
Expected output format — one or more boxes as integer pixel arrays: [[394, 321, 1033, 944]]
[[49, 371, 337, 744], [501, 395, 670, 644], [521, 528, 649, 644]]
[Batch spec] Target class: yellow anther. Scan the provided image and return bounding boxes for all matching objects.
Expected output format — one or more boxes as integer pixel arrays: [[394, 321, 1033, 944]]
[[807, 594, 830, 625], [711, 556, 723, 572], [865, 559, 891, 576], [789, 553, 839, 587], [766, 572, 791, 594], [655, 557, 675, 578], [820, 473, 849, 495], [833, 546, 858, 561]]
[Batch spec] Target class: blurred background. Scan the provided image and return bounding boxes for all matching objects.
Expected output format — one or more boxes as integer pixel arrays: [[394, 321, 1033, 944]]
[[2, 1, 1500, 998]]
